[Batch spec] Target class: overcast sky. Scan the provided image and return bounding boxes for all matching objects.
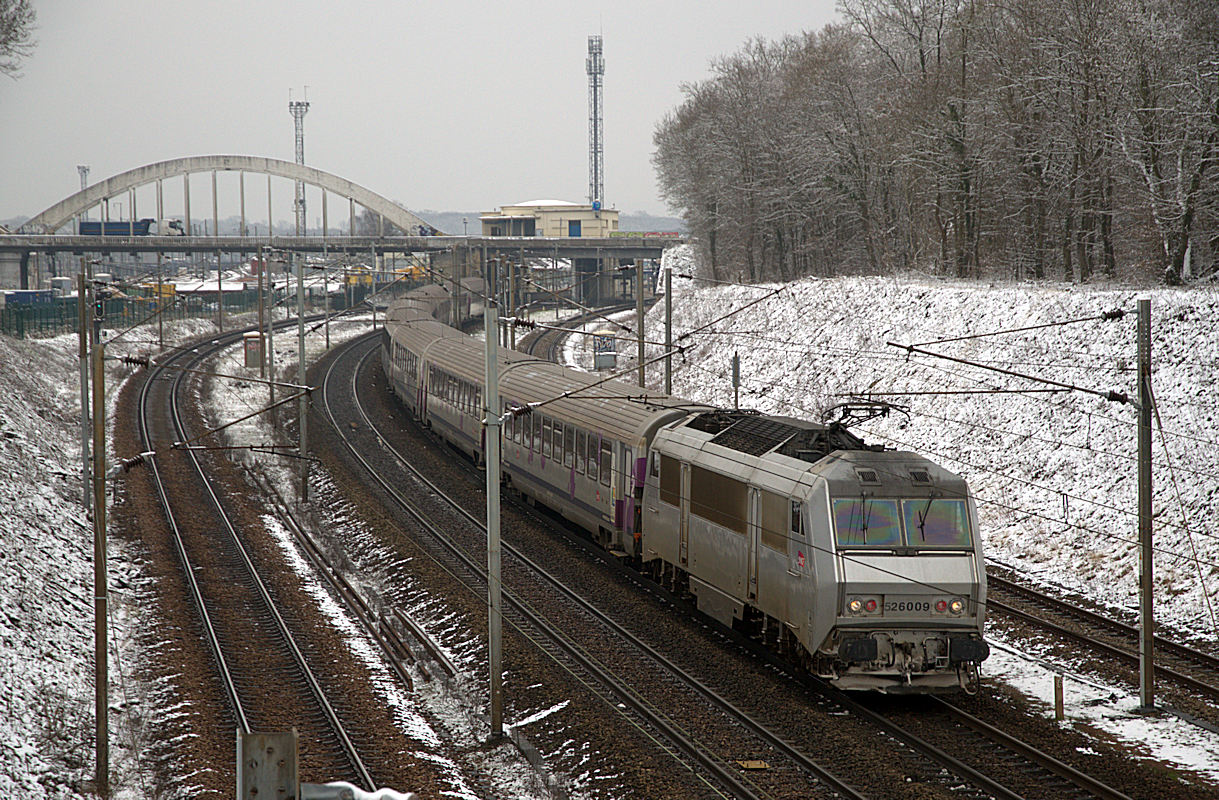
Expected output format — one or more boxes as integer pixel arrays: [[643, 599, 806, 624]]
[[0, 1, 839, 225]]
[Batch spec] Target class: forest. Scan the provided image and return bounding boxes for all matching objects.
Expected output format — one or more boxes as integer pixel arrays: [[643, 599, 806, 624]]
[[652, 0, 1219, 284]]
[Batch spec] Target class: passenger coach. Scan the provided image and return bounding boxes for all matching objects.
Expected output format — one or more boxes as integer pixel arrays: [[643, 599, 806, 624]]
[[381, 285, 990, 692]]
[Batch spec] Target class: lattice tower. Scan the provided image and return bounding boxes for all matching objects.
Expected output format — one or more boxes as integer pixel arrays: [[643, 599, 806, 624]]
[[289, 95, 310, 235], [587, 35, 605, 208]]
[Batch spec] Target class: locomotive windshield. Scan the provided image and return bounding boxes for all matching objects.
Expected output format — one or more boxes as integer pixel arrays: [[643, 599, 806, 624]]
[[832, 498, 901, 546], [902, 498, 971, 546], [833, 497, 971, 548]]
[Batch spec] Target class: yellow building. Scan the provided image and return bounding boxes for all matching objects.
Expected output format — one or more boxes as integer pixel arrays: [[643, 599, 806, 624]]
[[480, 200, 619, 238]]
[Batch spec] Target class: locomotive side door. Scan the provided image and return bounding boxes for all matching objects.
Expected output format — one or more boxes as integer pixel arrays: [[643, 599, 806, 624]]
[[679, 462, 690, 566], [787, 500, 807, 578], [747, 488, 759, 601]]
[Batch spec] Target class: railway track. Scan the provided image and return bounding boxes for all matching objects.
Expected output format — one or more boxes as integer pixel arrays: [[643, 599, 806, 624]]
[[126, 319, 458, 795], [986, 567, 1219, 711], [517, 300, 639, 361], [323, 329, 1163, 800], [321, 333, 861, 799], [135, 325, 375, 788]]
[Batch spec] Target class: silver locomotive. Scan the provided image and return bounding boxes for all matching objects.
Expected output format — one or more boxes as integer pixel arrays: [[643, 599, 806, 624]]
[[381, 286, 989, 692]]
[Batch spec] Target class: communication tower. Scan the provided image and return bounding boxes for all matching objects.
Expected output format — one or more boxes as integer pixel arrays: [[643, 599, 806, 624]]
[[586, 35, 605, 209], [288, 89, 310, 235]]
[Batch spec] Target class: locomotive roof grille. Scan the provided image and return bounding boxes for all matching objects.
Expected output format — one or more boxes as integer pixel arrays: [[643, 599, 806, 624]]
[[707, 415, 800, 456], [684, 411, 884, 461]]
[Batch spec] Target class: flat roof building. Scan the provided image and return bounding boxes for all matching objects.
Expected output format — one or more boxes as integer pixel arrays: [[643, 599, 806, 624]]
[[480, 199, 619, 238]]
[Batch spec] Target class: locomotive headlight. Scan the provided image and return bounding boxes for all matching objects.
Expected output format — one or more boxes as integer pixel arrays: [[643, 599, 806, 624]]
[[949, 598, 966, 614], [864, 599, 878, 613], [935, 599, 948, 613], [847, 598, 864, 614]]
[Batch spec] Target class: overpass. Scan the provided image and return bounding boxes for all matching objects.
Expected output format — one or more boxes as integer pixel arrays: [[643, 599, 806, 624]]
[[0, 235, 675, 261], [2, 155, 682, 289]]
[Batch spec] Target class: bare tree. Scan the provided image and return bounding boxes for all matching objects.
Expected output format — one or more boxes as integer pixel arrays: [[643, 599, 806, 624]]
[[0, 0, 35, 78], [652, 0, 1218, 285]]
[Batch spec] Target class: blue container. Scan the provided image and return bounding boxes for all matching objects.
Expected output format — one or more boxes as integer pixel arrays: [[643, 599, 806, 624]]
[[4, 289, 54, 305]]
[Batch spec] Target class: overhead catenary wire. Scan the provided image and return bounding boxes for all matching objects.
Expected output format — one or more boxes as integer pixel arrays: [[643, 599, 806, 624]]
[[1149, 382, 1219, 634], [910, 309, 1127, 348], [673, 356, 1219, 551], [888, 340, 1132, 404], [662, 303, 1219, 462]]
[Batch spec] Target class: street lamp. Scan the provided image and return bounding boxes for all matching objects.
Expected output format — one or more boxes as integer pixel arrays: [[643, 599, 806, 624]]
[[463, 217, 468, 235]]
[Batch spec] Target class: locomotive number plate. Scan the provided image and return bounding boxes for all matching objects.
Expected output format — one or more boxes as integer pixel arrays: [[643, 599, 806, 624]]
[[884, 597, 932, 614]]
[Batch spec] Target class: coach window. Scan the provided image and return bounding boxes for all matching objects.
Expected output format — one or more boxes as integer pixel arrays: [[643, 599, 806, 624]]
[[564, 425, 575, 468], [791, 501, 805, 540], [552, 421, 564, 462], [576, 430, 587, 474], [502, 402, 513, 440], [624, 447, 634, 489], [600, 440, 613, 487], [542, 418, 553, 458], [533, 414, 542, 451], [588, 436, 599, 482]]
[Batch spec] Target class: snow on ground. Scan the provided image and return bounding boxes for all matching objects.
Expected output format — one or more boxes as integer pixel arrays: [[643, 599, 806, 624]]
[[0, 308, 547, 799], [563, 244, 1219, 784], [7, 249, 1219, 795], [0, 314, 215, 799], [204, 313, 549, 800]]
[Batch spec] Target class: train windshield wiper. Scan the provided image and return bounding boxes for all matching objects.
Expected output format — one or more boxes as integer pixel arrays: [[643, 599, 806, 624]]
[[859, 495, 870, 544], [916, 493, 936, 542]]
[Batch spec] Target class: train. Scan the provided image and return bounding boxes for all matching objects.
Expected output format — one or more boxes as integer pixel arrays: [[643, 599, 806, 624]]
[[380, 280, 990, 693], [79, 218, 185, 236]]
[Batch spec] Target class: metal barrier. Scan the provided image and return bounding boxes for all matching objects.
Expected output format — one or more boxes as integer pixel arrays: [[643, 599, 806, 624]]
[[0, 287, 374, 339]]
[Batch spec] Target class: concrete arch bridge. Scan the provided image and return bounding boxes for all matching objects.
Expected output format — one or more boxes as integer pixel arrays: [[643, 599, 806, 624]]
[[19, 154, 437, 237]]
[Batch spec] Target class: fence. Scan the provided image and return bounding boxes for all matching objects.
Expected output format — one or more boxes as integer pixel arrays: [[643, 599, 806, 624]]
[[0, 286, 374, 339]]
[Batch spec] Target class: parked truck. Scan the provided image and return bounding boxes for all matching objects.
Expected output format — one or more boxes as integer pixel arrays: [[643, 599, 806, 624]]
[[80, 218, 185, 236]]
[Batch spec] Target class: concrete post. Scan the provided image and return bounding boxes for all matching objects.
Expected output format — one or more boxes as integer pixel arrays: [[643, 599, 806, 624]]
[[78, 273, 90, 511], [155, 180, 164, 348], [91, 290, 108, 797], [485, 298, 503, 739], [1138, 298, 1154, 709], [258, 245, 266, 380], [297, 251, 308, 503], [636, 261, 645, 388], [664, 263, 672, 395]]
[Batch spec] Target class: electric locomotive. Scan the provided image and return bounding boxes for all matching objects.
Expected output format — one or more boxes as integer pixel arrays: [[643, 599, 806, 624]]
[[381, 287, 989, 693]]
